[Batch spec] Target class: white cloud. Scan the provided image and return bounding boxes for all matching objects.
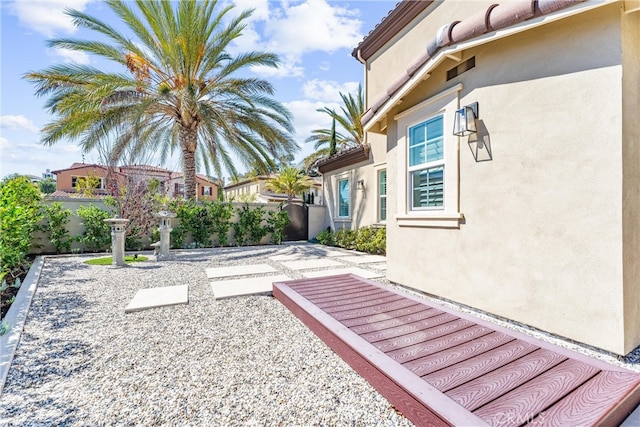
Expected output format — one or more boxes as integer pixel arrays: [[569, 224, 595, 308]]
[[49, 47, 91, 64], [251, 55, 304, 78], [0, 136, 84, 178], [8, 0, 93, 37], [0, 115, 39, 133], [302, 79, 360, 102], [230, 0, 363, 78]]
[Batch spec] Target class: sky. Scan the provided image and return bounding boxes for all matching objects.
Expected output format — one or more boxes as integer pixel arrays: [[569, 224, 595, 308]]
[[0, 0, 397, 181]]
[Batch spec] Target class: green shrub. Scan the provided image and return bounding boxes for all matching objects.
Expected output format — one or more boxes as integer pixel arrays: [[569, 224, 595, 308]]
[[208, 201, 234, 246], [315, 229, 334, 246], [233, 204, 268, 246], [265, 206, 290, 245], [335, 227, 356, 250], [314, 226, 385, 255], [77, 204, 113, 251], [43, 202, 73, 253], [0, 177, 42, 274]]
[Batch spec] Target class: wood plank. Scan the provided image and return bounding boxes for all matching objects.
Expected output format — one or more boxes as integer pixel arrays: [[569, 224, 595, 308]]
[[321, 294, 405, 313], [293, 281, 369, 296], [473, 359, 600, 426], [306, 288, 389, 304], [314, 290, 396, 310], [273, 280, 490, 427], [387, 325, 494, 364], [423, 340, 541, 392], [360, 313, 458, 342], [404, 332, 515, 377], [331, 298, 418, 321], [272, 276, 640, 427], [537, 371, 640, 426], [340, 303, 427, 327], [446, 349, 567, 411], [286, 275, 356, 289], [349, 307, 441, 335], [372, 319, 475, 353]]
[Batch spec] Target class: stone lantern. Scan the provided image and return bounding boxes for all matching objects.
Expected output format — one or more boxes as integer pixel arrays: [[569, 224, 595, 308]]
[[154, 209, 176, 261], [104, 217, 130, 267]]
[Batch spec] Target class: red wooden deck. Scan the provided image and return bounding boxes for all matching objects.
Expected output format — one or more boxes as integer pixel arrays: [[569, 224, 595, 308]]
[[273, 274, 640, 427]]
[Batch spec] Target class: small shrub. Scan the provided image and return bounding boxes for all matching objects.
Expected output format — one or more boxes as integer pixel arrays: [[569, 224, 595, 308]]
[[233, 204, 268, 246], [0, 176, 42, 274], [208, 201, 234, 246], [77, 205, 112, 251], [265, 206, 290, 245], [314, 226, 386, 255], [43, 202, 73, 253], [315, 229, 335, 246]]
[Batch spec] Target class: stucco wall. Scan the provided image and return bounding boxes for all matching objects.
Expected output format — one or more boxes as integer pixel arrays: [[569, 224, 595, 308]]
[[621, 6, 640, 352], [322, 140, 388, 231], [381, 5, 635, 354], [366, 0, 496, 103]]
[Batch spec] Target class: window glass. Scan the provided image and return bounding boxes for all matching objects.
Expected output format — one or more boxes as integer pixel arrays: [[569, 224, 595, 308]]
[[338, 178, 350, 217], [378, 170, 387, 222], [409, 115, 445, 209]]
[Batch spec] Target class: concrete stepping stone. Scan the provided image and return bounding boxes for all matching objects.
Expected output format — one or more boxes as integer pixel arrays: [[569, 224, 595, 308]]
[[280, 259, 343, 270], [337, 255, 387, 264], [205, 264, 277, 279], [125, 285, 188, 313], [269, 253, 310, 261], [211, 275, 291, 299], [317, 250, 347, 257], [369, 263, 387, 270], [301, 267, 383, 279]]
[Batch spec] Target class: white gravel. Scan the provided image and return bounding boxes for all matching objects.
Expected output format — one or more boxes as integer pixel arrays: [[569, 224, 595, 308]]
[[0, 246, 412, 426], [4, 243, 640, 426]]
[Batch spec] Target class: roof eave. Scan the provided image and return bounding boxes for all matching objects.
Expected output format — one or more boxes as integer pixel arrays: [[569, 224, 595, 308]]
[[363, 0, 614, 134]]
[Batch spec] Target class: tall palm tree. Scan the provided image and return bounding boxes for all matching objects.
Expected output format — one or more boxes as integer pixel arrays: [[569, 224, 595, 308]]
[[305, 84, 364, 150], [25, 0, 297, 199], [265, 166, 314, 204]]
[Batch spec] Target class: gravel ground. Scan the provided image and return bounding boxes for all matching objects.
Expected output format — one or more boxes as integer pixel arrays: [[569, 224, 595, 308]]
[[3, 243, 640, 426], [0, 246, 411, 427]]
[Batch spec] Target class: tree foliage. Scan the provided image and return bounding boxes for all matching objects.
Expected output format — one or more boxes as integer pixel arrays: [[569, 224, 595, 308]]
[[38, 178, 57, 194], [304, 84, 365, 171], [25, 0, 297, 199], [0, 177, 42, 275], [265, 166, 314, 204]]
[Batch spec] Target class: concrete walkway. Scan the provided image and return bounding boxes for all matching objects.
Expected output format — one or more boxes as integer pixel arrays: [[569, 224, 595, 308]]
[[125, 243, 387, 309], [208, 243, 386, 300]]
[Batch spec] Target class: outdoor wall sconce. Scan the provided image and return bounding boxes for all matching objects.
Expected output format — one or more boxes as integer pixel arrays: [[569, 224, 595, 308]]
[[357, 180, 365, 190], [453, 102, 479, 136]]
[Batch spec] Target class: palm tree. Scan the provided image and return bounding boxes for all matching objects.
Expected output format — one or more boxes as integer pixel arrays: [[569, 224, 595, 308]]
[[25, 0, 297, 199], [265, 166, 314, 204], [305, 84, 364, 151]]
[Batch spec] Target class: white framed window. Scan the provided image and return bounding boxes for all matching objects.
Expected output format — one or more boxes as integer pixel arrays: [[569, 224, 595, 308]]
[[408, 116, 444, 209], [72, 176, 104, 190], [394, 83, 463, 228], [338, 178, 350, 218], [378, 169, 387, 222]]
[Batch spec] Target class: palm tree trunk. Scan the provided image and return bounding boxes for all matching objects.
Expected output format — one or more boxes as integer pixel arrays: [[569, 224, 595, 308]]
[[179, 126, 197, 199]]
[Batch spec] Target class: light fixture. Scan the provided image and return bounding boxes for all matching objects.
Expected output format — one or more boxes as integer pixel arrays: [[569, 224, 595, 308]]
[[357, 179, 365, 190], [453, 102, 478, 136]]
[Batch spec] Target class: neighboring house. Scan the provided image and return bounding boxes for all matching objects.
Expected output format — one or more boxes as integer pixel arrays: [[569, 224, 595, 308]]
[[51, 163, 219, 200], [165, 172, 220, 201], [51, 163, 126, 195], [317, 144, 388, 231], [348, 0, 640, 356], [223, 175, 323, 204]]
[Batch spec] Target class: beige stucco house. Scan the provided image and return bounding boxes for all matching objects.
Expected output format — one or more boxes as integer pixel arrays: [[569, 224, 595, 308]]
[[223, 175, 323, 205], [344, 0, 640, 356]]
